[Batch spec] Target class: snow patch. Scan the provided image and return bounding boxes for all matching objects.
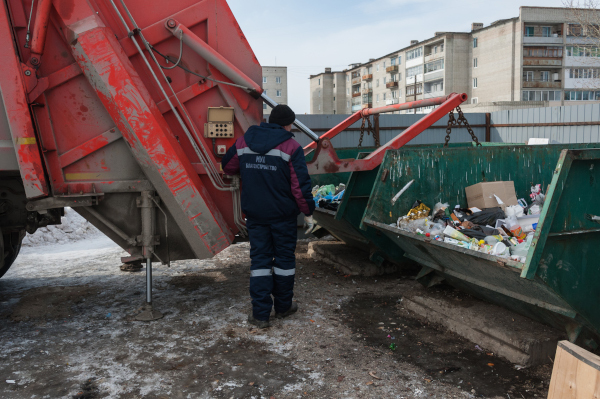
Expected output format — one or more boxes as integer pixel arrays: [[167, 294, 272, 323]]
[[22, 208, 102, 247]]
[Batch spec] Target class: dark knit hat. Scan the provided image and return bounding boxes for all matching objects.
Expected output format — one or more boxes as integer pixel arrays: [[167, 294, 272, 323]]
[[269, 104, 296, 127]]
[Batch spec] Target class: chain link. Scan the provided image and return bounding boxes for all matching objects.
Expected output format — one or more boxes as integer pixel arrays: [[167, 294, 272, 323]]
[[443, 106, 482, 147], [358, 116, 380, 148]]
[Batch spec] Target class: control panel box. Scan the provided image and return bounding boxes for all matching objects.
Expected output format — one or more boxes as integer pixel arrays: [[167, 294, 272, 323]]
[[204, 107, 235, 138]]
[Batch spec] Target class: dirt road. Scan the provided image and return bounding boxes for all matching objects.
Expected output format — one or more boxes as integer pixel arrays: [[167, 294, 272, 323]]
[[0, 237, 551, 398]]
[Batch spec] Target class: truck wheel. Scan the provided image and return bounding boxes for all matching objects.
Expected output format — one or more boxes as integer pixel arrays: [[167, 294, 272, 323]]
[[0, 230, 24, 279]]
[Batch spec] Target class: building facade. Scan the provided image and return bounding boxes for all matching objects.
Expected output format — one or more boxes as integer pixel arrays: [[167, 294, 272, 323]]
[[309, 7, 600, 114], [262, 66, 288, 118]]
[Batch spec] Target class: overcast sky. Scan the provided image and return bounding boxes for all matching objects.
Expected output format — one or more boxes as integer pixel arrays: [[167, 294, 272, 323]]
[[226, 0, 567, 114]]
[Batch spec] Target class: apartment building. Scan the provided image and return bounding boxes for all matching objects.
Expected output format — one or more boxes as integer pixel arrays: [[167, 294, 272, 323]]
[[309, 6, 600, 114], [262, 66, 288, 118]]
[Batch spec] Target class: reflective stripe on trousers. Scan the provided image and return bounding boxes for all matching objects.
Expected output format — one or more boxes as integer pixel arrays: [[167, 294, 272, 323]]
[[250, 267, 295, 277]]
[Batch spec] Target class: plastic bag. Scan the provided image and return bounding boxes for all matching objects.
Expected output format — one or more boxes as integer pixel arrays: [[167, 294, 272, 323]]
[[316, 184, 336, 197], [505, 205, 524, 218], [461, 229, 487, 240], [465, 207, 506, 226], [407, 202, 431, 221]]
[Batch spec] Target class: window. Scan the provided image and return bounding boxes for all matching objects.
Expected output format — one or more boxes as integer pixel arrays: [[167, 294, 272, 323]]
[[392, 91, 398, 99], [564, 90, 600, 101], [569, 68, 600, 78], [566, 46, 600, 57], [318, 104, 321, 110], [318, 79, 321, 85], [383, 93, 387, 100], [524, 71, 534, 82], [406, 84, 423, 96], [473, 58, 478, 68], [542, 27, 551, 37], [377, 64, 380, 72], [276, 90, 282, 97], [540, 71, 549, 82], [376, 79, 379, 87], [318, 91, 321, 97], [473, 78, 478, 88], [406, 47, 423, 60], [522, 90, 561, 101], [568, 24, 582, 37], [473, 38, 478, 48], [263, 103, 267, 110], [434, 46, 438, 54], [472, 98, 478, 104], [383, 61, 386, 68], [424, 59, 444, 73], [440, 43, 444, 52], [347, 88, 350, 95], [524, 46, 563, 58], [398, 72, 402, 81], [391, 57, 396, 66], [376, 94, 379, 102], [383, 77, 387, 84], [398, 55, 402, 65], [347, 101, 350, 107], [333, 97, 336, 101], [407, 65, 423, 78], [347, 75, 350, 82], [525, 26, 535, 37], [391, 74, 398, 82], [276, 76, 281, 84], [263, 76, 267, 83]]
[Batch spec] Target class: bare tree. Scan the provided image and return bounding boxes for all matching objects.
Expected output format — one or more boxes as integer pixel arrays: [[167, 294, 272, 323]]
[[562, 1, 600, 92]]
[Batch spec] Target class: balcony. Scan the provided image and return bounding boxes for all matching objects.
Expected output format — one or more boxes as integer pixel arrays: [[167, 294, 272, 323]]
[[386, 81, 399, 89], [424, 52, 444, 63], [386, 65, 398, 73], [352, 92, 361, 98], [362, 88, 373, 94], [523, 58, 562, 67], [362, 103, 372, 109], [386, 99, 399, 105], [352, 77, 362, 85], [362, 74, 373, 81], [424, 90, 445, 99], [424, 70, 444, 82], [351, 105, 362, 112], [523, 33, 563, 45], [523, 80, 561, 89]]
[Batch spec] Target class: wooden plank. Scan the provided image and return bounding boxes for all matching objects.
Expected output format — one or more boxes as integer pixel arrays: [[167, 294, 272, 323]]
[[548, 341, 600, 399]]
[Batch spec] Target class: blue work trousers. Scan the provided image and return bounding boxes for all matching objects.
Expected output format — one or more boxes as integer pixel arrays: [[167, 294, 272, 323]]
[[246, 218, 297, 321]]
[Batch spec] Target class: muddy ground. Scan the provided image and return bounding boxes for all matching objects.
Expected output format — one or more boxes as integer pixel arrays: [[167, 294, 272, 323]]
[[0, 236, 552, 398]]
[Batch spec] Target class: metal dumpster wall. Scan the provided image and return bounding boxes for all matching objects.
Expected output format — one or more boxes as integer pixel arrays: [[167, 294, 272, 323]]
[[362, 143, 600, 342]]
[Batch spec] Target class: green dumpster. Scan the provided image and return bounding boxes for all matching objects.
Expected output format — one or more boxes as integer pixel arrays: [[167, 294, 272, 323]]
[[309, 143, 504, 267], [360, 143, 600, 348]]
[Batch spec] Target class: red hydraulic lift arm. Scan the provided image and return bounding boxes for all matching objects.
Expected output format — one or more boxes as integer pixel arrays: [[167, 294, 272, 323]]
[[305, 93, 468, 174]]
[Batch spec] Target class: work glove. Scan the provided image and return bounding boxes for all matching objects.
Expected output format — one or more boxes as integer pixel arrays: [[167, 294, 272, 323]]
[[304, 215, 316, 235]]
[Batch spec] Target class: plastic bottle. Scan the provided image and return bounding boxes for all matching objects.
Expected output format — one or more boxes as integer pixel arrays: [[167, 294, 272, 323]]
[[443, 226, 470, 242], [484, 235, 504, 245]]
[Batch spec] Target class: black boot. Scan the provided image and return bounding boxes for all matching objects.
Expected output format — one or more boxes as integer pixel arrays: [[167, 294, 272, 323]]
[[276, 302, 298, 319], [248, 314, 270, 329]]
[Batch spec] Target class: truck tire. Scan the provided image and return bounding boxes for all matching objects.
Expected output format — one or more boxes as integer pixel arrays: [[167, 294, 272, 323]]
[[0, 230, 24, 279]]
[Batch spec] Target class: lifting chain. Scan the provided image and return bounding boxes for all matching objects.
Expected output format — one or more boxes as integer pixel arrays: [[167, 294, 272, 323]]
[[444, 106, 482, 147], [358, 115, 381, 148]]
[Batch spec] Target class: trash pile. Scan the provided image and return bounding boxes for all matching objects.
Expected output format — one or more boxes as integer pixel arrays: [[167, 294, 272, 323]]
[[312, 184, 345, 211], [394, 181, 546, 263]]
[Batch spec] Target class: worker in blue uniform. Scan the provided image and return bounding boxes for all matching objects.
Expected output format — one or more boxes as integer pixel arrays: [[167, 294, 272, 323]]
[[222, 104, 315, 328]]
